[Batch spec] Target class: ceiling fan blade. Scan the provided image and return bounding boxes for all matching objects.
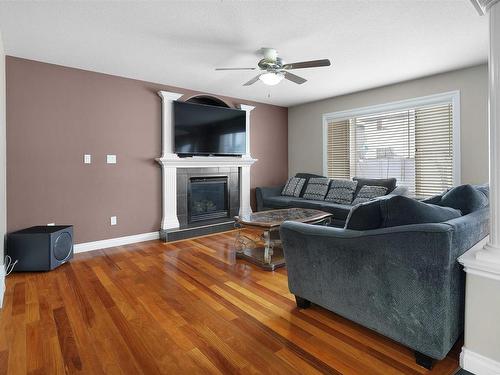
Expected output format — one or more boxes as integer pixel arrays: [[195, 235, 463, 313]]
[[282, 59, 331, 70], [243, 74, 262, 86], [284, 72, 307, 84], [215, 67, 256, 71]]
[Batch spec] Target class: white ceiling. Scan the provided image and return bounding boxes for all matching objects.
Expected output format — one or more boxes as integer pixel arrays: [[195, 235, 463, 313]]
[[0, 1, 488, 107]]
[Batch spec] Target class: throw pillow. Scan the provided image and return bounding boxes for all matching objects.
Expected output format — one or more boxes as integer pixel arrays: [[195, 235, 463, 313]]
[[438, 184, 489, 215], [353, 177, 397, 197], [352, 185, 388, 205], [302, 177, 330, 200], [325, 180, 358, 205], [295, 173, 327, 197], [281, 177, 306, 197], [380, 195, 462, 228]]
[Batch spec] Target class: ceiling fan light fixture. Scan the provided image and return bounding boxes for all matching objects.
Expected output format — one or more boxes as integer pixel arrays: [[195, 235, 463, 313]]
[[259, 72, 284, 86]]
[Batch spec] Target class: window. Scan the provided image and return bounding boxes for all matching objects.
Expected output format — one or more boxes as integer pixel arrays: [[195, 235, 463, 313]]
[[323, 92, 459, 196]]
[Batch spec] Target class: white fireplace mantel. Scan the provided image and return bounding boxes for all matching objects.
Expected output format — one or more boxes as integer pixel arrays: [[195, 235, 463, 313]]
[[156, 156, 257, 168], [156, 90, 257, 231]]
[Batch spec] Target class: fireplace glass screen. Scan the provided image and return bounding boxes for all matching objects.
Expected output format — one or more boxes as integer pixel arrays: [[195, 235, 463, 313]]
[[188, 176, 229, 222]]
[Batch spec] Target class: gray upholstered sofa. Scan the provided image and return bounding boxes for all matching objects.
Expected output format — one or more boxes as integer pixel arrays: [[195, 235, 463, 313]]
[[280, 185, 489, 368], [256, 173, 408, 227]]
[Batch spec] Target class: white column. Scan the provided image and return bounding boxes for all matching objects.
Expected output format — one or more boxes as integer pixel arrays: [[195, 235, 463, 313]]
[[160, 165, 179, 230], [477, 1, 500, 263], [239, 165, 252, 217], [157, 91, 183, 230], [238, 104, 255, 215], [158, 91, 183, 158], [239, 104, 255, 159]]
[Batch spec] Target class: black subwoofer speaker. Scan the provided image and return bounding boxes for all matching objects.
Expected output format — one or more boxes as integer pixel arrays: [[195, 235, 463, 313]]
[[7, 225, 74, 271]]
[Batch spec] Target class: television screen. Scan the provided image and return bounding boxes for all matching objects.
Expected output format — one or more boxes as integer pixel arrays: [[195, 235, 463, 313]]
[[174, 101, 246, 156]]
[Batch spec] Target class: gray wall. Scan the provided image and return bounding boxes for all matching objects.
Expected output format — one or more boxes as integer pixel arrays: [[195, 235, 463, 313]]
[[288, 64, 488, 185]]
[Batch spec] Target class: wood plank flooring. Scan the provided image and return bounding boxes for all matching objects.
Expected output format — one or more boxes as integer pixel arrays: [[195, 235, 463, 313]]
[[0, 230, 460, 374]]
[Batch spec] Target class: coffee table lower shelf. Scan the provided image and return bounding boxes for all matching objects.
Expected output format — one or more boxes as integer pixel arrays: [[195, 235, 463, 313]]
[[236, 246, 285, 271]]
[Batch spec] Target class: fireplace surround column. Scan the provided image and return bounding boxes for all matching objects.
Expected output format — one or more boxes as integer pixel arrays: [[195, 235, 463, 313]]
[[158, 91, 183, 159], [239, 104, 255, 216], [158, 91, 183, 230]]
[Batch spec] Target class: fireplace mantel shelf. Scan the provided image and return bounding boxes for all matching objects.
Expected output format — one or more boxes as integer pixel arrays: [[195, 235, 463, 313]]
[[156, 155, 257, 168]]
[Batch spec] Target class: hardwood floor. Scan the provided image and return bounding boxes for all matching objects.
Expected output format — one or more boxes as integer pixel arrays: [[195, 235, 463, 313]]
[[0, 230, 460, 374]]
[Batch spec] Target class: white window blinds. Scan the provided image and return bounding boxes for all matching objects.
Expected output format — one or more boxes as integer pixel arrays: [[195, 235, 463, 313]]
[[326, 101, 455, 196], [326, 119, 350, 179], [415, 103, 454, 196]]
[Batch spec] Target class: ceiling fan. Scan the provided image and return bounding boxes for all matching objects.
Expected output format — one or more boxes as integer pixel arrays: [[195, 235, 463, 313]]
[[215, 47, 331, 86]]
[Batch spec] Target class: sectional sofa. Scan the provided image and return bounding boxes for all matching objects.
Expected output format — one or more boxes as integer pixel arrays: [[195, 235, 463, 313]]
[[280, 184, 489, 368], [256, 173, 408, 227]]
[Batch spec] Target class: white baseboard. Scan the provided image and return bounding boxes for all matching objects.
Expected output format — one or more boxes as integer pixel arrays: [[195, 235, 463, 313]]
[[461, 348, 500, 375], [73, 231, 160, 253], [0, 265, 5, 309]]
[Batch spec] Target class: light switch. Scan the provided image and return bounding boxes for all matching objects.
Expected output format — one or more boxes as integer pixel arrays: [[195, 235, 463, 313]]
[[107, 154, 117, 164], [84, 154, 92, 164], [110, 216, 117, 226]]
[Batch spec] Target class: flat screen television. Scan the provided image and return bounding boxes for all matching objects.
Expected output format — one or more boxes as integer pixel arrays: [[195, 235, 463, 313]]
[[174, 101, 246, 156]]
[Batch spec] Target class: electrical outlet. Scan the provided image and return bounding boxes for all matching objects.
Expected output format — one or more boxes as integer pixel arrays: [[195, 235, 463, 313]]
[[84, 154, 92, 164], [110, 216, 117, 226], [107, 154, 117, 164], [47, 223, 55, 226]]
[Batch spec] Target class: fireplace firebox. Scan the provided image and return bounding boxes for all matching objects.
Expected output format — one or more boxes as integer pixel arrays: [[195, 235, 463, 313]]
[[188, 176, 229, 223]]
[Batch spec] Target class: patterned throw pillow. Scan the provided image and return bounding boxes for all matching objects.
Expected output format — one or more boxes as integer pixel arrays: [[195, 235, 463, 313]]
[[302, 178, 330, 200], [325, 180, 358, 205], [281, 177, 306, 197], [352, 185, 388, 205]]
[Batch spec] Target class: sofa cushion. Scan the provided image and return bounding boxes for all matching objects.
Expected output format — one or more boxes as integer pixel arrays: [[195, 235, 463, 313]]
[[263, 195, 296, 208], [302, 177, 330, 200], [352, 185, 388, 205], [344, 200, 383, 230], [353, 177, 396, 196], [295, 173, 326, 197], [380, 196, 462, 228], [325, 179, 358, 205], [438, 184, 488, 215], [281, 177, 306, 197], [289, 198, 325, 210]]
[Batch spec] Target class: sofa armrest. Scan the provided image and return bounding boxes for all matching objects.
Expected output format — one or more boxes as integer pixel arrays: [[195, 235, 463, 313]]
[[280, 221, 457, 359], [255, 185, 284, 211]]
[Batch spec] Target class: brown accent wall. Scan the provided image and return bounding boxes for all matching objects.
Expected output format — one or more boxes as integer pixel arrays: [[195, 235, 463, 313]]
[[6, 57, 288, 243]]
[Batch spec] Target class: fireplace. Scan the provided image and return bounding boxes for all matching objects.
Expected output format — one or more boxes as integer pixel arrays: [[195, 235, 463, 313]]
[[188, 176, 229, 222], [156, 90, 257, 241]]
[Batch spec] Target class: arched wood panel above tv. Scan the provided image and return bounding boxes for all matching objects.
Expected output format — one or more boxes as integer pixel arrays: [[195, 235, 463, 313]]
[[184, 94, 231, 108]]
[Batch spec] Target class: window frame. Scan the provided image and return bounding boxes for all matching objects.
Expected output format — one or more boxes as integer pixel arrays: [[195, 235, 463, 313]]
[[322, 91, 461, 188]]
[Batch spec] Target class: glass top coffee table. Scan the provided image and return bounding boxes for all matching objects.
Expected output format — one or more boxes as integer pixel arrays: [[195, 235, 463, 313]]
[[234, 208, 332, 271]]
